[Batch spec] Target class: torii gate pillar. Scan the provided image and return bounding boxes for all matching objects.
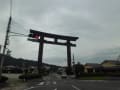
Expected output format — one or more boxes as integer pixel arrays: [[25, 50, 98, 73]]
[[38, 35, 44, 74], [67, 40, 72, 72]]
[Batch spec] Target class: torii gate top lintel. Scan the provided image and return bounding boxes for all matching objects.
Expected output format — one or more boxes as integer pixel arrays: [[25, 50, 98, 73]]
[[30, 29, 79, 41]]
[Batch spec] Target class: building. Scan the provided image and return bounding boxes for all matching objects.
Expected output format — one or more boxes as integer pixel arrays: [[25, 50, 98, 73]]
[[3, 65, 22, 73], [84, 60, 120, 73], [84, 63, 102, 73], [101, 60, 120, 72]]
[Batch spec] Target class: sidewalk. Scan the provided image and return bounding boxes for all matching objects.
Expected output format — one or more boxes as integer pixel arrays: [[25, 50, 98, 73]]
[[0, 74, 27, 90], [105, 77, 120, 80]]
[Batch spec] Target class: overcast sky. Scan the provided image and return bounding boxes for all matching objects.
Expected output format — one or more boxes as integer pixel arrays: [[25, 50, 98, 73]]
[[0, 0, 120, 66]]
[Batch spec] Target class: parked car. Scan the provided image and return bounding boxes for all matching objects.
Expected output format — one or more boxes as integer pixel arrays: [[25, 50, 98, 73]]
[[61, 73, 67, 79]]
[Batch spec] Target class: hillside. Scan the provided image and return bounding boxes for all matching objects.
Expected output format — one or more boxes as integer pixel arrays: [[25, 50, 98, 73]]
[[0, 54, 60, 69]]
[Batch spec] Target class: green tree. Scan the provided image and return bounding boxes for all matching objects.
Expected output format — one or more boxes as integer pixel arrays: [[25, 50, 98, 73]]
[[74, 62, 84, 78]]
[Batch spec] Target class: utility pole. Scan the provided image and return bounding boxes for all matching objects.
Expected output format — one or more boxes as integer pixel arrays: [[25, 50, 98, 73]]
[[7, 49, 11, 56], [72, 54, 75, 66], [0, 0, 12, 79], [72, 54, 75, 75], [117, 55, 120, 61], [0, 16, 11, 79], [0, 45, 1, 53]]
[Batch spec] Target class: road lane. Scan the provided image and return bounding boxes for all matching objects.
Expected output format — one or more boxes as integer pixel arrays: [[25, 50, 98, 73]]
[[23, 74, 120, 90], [37, 81, 44, 85], [54, 88, 57, 90], [53, 81, 57, 85], [69, 79, 120, 90], [72, 85, 81, 90], [24, 86, 35, 90]]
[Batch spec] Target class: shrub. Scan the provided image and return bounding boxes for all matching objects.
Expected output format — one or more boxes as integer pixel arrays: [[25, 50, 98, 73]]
[[78, 72, 120, 77], [19, 73, 42, 81], [0, 76, 8, 83]]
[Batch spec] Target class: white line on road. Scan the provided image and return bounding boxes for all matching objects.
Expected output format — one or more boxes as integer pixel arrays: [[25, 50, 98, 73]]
[[72, 85, 81, 90], [46, 81, 50, 85], [53, 81, 57, 85], [54, 88, 57, 90], [37, 81, 45, 85], [79, 80, 107, 82], [24, 86, 35, 90]]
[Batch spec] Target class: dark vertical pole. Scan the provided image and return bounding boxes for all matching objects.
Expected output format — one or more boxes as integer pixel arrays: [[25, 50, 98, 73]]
[[0, 45, 1, 53], [67, 40, 72, 74], [72, 54, 75, 66], [72, 54, 75, 75], [38, 35, 44, 74], [0, 16, 11, 79]]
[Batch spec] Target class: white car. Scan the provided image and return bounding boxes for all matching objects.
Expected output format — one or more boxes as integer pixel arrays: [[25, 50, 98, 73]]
[[61, 73, 67, 79]]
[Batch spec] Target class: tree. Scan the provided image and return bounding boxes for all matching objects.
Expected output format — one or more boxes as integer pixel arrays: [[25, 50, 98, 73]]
[[74, 62, 84, 78]]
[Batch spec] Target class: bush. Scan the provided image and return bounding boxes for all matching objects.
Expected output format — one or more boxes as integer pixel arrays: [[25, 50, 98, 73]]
[[19, 73, 42, 81], [78, 72, 120, 77], [65, 67, 73, 75], [0, 76, 8, 83], [74, 63, 84, 78]]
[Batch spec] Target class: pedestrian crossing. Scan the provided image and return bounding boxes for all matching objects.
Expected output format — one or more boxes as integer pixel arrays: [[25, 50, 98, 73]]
[[24, 81, 57, 90], [78, 80, 108, 82], [37, 82, 45, 85], [37, 81, 57, 86]]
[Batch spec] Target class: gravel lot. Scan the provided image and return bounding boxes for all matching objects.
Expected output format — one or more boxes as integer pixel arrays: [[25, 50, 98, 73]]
[[0, 74, 27, 90]]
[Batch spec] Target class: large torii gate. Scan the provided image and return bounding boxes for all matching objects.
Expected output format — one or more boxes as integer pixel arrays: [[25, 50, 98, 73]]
[[28, 29, 79, 74]]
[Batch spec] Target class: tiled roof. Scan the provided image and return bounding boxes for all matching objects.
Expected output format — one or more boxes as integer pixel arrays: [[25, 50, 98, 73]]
[[102, 60, 120, 65], [85, 63, 102, 68]]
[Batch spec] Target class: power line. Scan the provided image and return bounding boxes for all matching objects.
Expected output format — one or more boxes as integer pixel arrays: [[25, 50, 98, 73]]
[[10, 31, 28, 37], [12, 17, 45, 31], [11, 19, 28, 31]]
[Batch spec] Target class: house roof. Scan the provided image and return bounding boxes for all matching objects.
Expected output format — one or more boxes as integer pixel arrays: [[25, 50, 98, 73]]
[[103, 66, 120, 70], [85, 63, 102, 68], [5, 65, 16, 68], [102, 60, 120, 65]]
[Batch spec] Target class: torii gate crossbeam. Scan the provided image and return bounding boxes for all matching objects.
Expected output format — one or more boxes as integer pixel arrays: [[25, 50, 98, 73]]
[[28, 29, 79, 74]]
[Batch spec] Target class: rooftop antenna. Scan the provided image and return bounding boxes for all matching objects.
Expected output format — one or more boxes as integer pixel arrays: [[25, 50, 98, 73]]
[[0, 45, 1, 53], [72, 53, 75, 66], [117, 55, 120, 61]]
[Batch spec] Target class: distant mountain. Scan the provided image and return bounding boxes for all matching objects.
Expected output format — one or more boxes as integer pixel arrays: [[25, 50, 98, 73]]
[[80, 47, 120, 64], [1, 47, 120, 67], [0, 54, 60, 69]]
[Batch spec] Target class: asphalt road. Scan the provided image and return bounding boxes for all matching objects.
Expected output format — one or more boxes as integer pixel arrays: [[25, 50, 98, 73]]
[[23, 74, 120, 90]]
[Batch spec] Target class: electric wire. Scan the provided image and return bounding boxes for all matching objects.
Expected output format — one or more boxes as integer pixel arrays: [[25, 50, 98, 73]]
[[10, 31, 28, 37]]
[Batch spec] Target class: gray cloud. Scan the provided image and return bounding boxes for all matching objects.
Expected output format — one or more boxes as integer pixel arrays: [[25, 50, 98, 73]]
[[0, 0, 120, 66]]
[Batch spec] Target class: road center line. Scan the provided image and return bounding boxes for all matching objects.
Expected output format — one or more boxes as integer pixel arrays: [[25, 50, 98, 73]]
[[53, 81, 57, 85], [54, 88, 57, 90], [46, 81, 50, 85], [37, 82, 44, 85], [72, 85, 81, 90], [24, 86, 35, 90]]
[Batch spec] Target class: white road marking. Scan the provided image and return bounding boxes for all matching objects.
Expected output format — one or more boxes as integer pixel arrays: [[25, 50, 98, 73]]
[[24, 86, 43, 90], [53, 81, 57, 85], [37, 81, 45, 85], [46, 81, 50, 85], [80, 80, 107, 82], [54, 88, 57, 90], [24, 86, 35, 90], [72, 85, 81, 90]]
